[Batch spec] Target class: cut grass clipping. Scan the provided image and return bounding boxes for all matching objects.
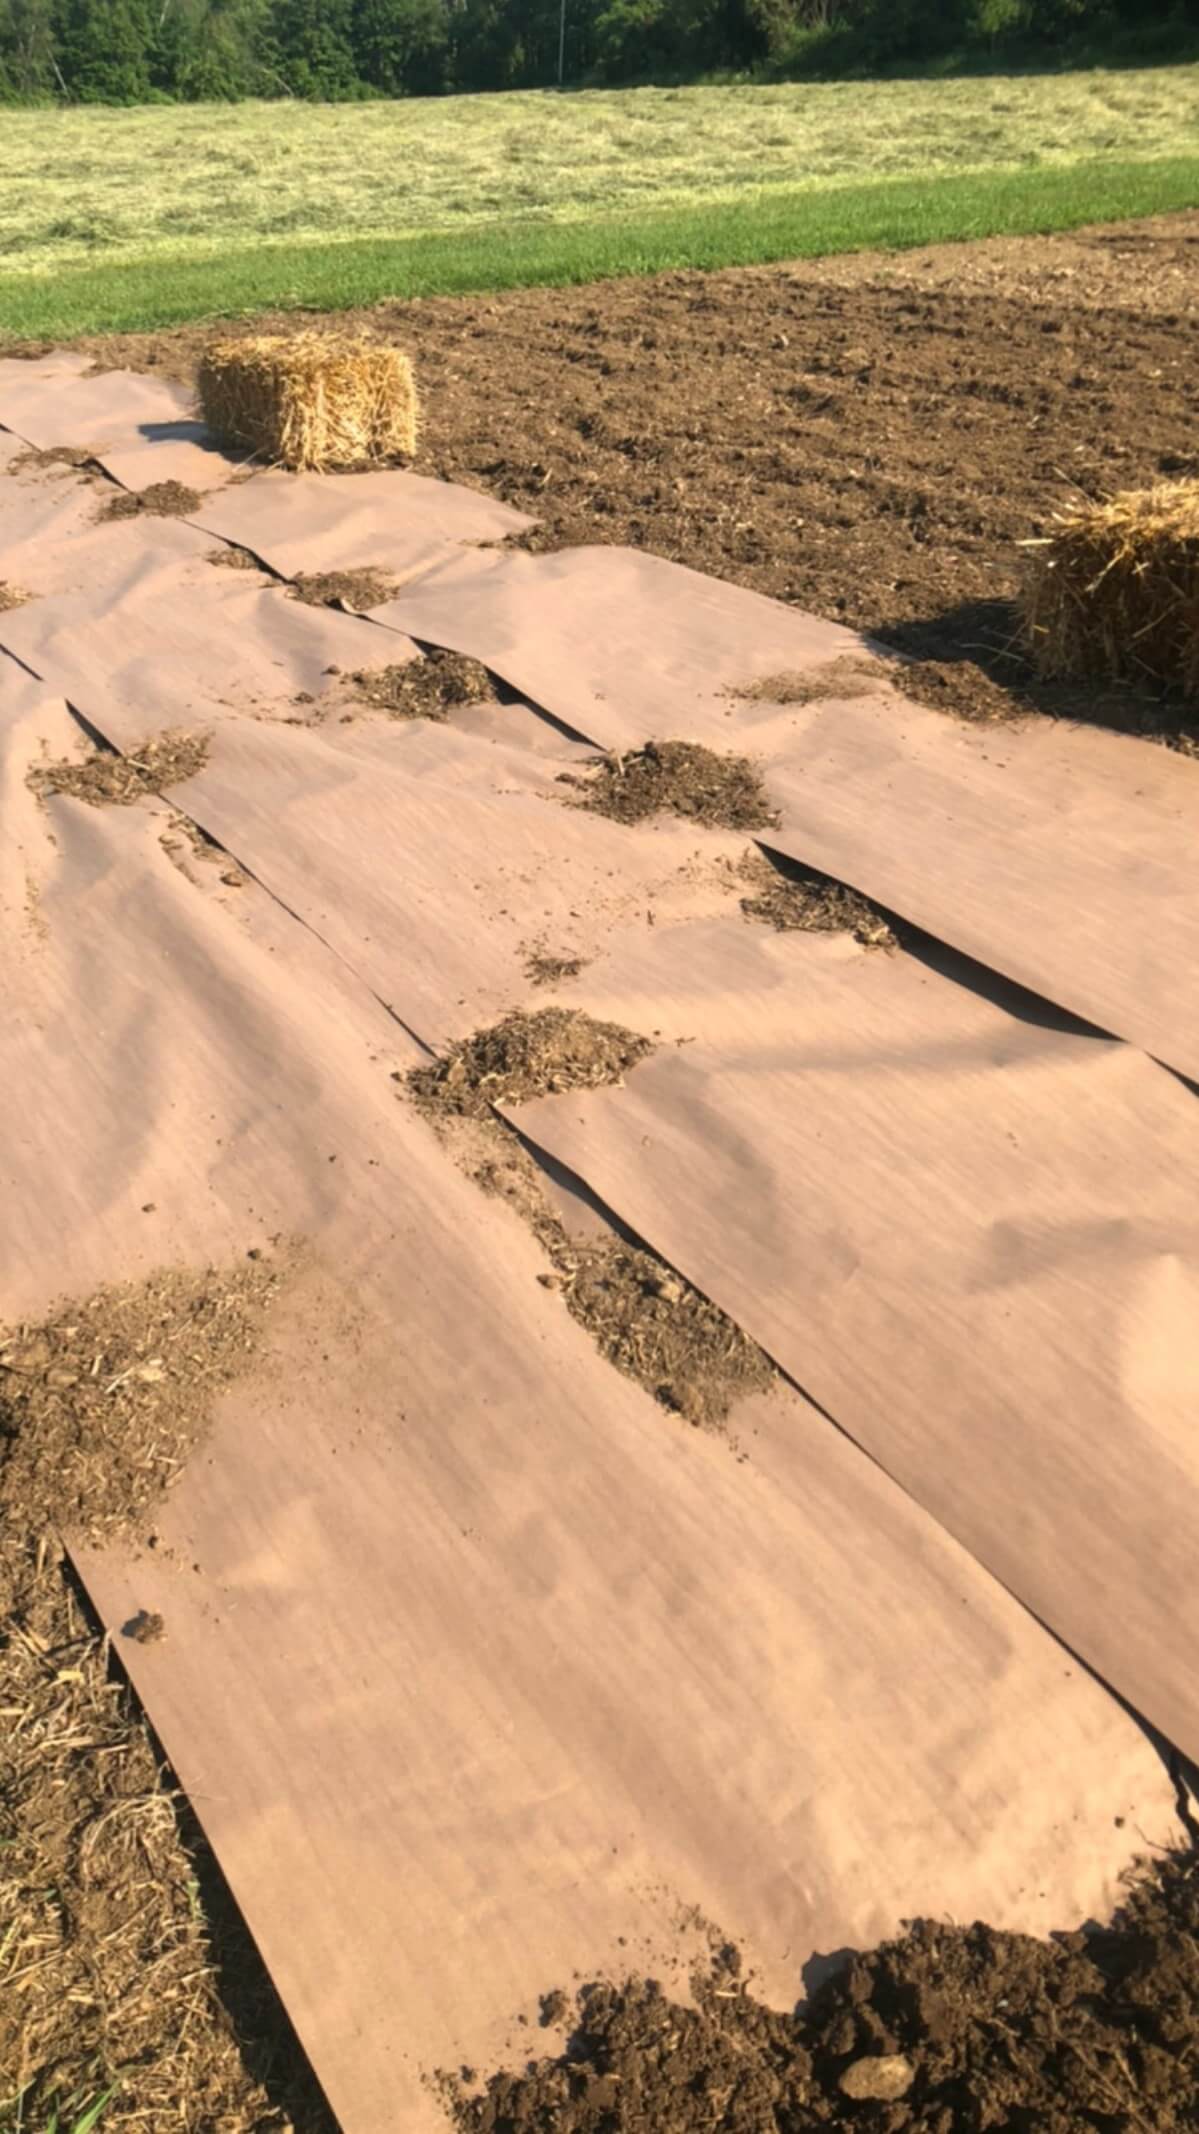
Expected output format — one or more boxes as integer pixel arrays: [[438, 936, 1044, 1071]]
[[407, 1006, 652, 1118], [1022, 479, 1199, 697], [0, 1257, 316, 2134], [351, 648, 494, 718], [197, 332, 418, 473], [98, 479, 203, 523], [465, 1121, 773, 1430], [29, 730, 209, 807], [740, 849, 899, 951], [566, 741, 779, 831]]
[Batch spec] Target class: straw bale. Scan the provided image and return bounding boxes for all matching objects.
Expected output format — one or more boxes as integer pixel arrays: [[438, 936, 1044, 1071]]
[[1021, 481, 1199, 697], [197, 332, 418, 472]]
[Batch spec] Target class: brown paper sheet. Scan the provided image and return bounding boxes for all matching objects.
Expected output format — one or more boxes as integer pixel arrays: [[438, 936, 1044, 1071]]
[[510, 914, 1199, 1766], [0, 360, 245, 490], [380, 543, 1199, 1081], [0, 688, 1178, 2128], [0, 543, 419, 730], [192, 465, 535, 583]]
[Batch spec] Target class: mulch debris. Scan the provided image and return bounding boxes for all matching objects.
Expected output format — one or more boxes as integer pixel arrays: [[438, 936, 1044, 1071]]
[[407, 1007, 652, 1119], [351, 647, 495, 718], [98, 479, 203, 521], [207, 543, 267, 571], [452, 1854, 1199, 2132], [464, 1122, 773, 1429], [0, 1254, 334, 2134], [289, 567, 397, 611], [730, 655, 893, 708], [29, 729, 210, 807], [0, 579, 31, 611], [740, 849, 900, 951], [566, 740, 779, 831], [525, 948, 589, 987]]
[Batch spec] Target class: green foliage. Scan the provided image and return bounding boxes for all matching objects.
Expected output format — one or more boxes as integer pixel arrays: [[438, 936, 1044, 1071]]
[[1, 0, 1193, 100]]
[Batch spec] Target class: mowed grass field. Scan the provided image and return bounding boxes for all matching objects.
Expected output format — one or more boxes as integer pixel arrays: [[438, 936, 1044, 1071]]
[[2, 63, 1198, 338]]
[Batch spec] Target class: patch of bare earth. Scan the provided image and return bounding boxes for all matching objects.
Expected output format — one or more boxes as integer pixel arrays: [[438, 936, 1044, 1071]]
[[98, 479, 203, 521], [289, 567, 397, 610], [0, 580, 31, 611], [459, 1120, 773, 1430], [29, 729, 209, 806], [350, 647, 494, 718], [453, 1864, 1199, 2134], [0, 1255, 334, 2133], [740, 849, 900, 950], [10, 443, 107, 487], [207, 543, 267, 571], [406, 1006, 652, 1118], [566, 740, 778, 830]]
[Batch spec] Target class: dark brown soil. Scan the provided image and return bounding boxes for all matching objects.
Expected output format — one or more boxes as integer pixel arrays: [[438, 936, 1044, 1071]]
[[29, 729, 210, 806], [406, 1007, 653, 1118], [461, 1117, 773, 1429], [525, 948, 589, 987], [451, 1847, 1199, 2133], [740, 849, 899, 951], [350, 647, 495, 718], [0, 579, 30, 610], [66, 212, 1199, 752], [289, 566, 398, 610], [98, 478, 203, 521], [568, 741, 779, 831]]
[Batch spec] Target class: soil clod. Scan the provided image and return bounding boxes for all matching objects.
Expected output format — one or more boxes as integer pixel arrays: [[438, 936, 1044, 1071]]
[[98, 479, 203, 521], [406, 1007, 652, 1119], [289, 567, 397, 611], [740, 849, 900, 950], [29, 729, 210, 807], [570, 741, 779, 831], [350, 648, 495, 718]]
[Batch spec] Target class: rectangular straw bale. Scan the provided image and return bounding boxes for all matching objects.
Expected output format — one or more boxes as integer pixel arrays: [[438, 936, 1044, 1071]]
[[197, 332, 418, 473], [1021, 480, 1199, 698]]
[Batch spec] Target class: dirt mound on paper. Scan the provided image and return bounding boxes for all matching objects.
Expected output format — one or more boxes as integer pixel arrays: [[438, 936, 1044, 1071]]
[[351, 647, 495, 719], [207, 542, 266, 571], [569, 741, 778, 831], [463, 1121, 773, 1430], [407, 1007, 652, 1119], [525, 947, 589, 987], [99, 478, 203, 521], [0, 1252, 334, 2134], [29, 728, 209, 806], [731, 655, 894, 707], [740, 849, 899, 951], [10, 442, 107, 486], [289, 566, 397, 610], [0, 1256, 282, 1549], [453, 1847, 1199, 2133], [0, 579, 30, 610]]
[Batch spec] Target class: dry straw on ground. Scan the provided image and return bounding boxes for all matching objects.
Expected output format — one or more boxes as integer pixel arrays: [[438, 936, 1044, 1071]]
[[197, 332, 418, 472], [1021, 481, 1199, 697]]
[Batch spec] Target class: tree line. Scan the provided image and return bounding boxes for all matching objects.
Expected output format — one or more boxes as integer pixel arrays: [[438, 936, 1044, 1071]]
[[0, 0, 1189, 103]]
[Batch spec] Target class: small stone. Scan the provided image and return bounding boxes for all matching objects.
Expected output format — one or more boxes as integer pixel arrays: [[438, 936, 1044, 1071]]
[[839, 2054, 915, 2102]]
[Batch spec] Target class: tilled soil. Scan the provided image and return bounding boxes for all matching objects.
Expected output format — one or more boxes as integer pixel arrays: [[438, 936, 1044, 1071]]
[[72, 211, 1199, 749]]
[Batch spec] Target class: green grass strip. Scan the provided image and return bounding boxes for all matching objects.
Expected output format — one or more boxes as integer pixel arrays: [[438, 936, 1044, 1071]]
[[3, 154, 1197, 341]]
